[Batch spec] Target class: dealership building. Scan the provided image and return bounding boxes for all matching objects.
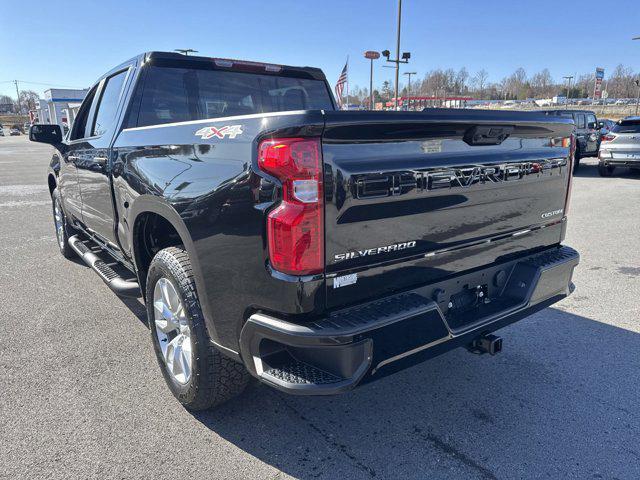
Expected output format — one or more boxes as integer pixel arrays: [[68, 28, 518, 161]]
[[34, 88, 88, 129]]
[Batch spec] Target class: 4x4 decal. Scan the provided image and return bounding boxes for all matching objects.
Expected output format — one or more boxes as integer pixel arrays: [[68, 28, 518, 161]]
[[195, 125, 243, 140]]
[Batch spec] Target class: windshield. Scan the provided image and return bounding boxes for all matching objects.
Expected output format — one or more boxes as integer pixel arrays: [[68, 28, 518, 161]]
[[136, 66, 334, 127], [611, 121, 640, 134]]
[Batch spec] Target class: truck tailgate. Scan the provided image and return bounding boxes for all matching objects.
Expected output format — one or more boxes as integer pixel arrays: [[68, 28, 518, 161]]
[[321, 109, 574, 308]]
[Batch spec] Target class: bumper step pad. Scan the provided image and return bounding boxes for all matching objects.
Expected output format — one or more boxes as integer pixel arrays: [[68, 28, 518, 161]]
[[263, 358, 342, 386]]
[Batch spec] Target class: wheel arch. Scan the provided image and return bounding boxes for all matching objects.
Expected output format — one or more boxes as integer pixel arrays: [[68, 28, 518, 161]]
[[127, 196, 226, 350], [129, 196, 194, 296]]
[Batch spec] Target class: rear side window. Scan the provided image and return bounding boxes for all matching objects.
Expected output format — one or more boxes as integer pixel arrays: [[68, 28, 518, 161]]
[[92, 70, 128, 137], [611, 121, 640, 134], [136, 66, 334, 127], [574, 114, 586, 129]]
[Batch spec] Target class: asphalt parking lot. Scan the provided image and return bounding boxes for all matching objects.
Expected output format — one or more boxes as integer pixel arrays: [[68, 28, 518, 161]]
[[1, 134, 639, 480]]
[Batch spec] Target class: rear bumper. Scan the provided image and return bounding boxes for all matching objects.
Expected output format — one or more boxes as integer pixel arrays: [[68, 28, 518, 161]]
[[601, 159, 640, 167], [239, 245, 579, 395], [600, 152, 640, 166]]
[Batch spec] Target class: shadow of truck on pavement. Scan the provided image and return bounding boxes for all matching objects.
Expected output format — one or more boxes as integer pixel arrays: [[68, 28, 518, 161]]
[[191, 307, 640, 480]]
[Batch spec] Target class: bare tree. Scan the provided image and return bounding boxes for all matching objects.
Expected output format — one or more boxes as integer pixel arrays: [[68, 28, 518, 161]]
[[472, 69, 489, 99], [18, 90, 39, 111], [531, 69, 554, 97], [609, 64, 636, 98], [454, 68, 469, 94]]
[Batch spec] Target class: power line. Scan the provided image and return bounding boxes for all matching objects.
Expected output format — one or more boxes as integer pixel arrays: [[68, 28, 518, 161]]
[[0, 79, 84, 89]]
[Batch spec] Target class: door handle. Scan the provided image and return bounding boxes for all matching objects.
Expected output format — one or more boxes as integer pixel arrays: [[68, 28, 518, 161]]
[[94, 156, 108, 166]]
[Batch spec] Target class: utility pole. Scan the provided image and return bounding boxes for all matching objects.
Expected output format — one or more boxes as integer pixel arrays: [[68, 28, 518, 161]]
[[563, 75, 573, 106], [14, 80, 21, 114], [174, 49, 198, 56], [382, 0, 411, 110], [633, 37, 640, 115], [394, 0, 402, 110]]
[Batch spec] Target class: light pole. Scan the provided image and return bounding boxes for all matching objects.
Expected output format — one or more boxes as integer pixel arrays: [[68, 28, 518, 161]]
[[403, 71, 417, 107], [563, 75, 574, 105], [382, 0, 410, 110], [364, 51, 380, 110]]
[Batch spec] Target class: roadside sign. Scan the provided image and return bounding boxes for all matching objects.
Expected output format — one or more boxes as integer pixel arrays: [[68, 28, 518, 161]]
[[364, 51, 380, 60], [594, 67, 605, 99]]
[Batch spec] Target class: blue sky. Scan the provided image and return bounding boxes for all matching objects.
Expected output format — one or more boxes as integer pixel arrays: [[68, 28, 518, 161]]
[[1, 0, 639, 98]]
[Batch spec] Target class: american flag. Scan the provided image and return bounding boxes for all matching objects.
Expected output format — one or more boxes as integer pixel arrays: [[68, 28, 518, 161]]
[[335, 61, 348, 108]]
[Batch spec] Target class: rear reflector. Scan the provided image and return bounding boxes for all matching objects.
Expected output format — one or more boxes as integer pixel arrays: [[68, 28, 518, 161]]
[[258, 138, 323, 276]]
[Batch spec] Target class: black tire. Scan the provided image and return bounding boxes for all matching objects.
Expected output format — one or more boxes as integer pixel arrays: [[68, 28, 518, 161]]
[[51, 188, 76, 259], [146, 246, 250, 410], [573, 149, 581, 173], [598, 163, 615, 177]]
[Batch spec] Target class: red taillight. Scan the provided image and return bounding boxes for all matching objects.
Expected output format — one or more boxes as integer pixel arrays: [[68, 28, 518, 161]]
[[258, 138, 323, 276], [601, 134, 616, 142]]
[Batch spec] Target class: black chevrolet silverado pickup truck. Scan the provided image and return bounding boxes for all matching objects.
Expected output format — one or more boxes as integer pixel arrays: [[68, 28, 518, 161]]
[[30, 52, 579, 410]]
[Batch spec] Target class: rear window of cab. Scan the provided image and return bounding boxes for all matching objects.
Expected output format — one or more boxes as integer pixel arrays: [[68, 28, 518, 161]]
[[134, 66, 334, 127]]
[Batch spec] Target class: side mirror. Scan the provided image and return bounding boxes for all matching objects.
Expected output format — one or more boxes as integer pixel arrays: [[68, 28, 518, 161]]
[[29, 124, 63, 145], [597, 121, 604, 129], [587, 121, 597, 130]]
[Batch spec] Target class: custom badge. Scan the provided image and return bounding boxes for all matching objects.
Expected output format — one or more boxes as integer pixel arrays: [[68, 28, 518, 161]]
[[195, 125, 243, 140]]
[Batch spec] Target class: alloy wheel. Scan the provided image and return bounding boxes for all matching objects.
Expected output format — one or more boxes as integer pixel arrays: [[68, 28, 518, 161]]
[[153, 277, 192, 384]]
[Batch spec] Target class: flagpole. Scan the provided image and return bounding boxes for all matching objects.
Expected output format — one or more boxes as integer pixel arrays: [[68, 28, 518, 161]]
[[346, 56, 349, 111]]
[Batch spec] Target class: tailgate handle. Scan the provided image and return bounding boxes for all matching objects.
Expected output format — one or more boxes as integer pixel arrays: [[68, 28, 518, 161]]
[[464, 125, 514, 146]]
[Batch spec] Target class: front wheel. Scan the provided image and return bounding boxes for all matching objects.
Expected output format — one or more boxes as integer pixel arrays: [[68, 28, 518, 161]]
[[51, 189, 76, 259], [146, 246, 250, 410]]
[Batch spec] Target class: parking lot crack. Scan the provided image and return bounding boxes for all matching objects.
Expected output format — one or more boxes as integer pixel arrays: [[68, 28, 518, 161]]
[[276, 393, 377, 478], [412, 425, 498, 480]]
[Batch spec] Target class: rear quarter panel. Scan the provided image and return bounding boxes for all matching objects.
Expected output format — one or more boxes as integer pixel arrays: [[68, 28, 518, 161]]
[[111, 111, 325, 352]]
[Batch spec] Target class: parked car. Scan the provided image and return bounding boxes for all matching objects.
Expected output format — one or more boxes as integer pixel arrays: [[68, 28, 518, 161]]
[[24, 122, 31, 133], [598, 116, 640, 176], [598, 118, 616, 140], [9, 126, 21, 136], [30, 51, 579, 410], [0, 127, 4, 136], [544, 110, 599, 170]]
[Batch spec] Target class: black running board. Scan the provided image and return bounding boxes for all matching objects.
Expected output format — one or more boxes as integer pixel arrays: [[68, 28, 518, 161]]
[[68, 235, 141, 298]]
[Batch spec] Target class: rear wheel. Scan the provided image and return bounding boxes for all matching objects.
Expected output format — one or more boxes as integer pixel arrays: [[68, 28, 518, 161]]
[[51, 189, 76, 259], [146, 246, 250, 410], [598, 163, 615, 177]]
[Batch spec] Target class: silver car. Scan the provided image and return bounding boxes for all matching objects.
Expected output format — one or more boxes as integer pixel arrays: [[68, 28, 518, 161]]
[[598, 117, 640, 176]]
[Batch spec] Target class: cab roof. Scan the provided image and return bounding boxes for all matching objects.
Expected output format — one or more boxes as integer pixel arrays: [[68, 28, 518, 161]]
[[142, 51, 327, 81]]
